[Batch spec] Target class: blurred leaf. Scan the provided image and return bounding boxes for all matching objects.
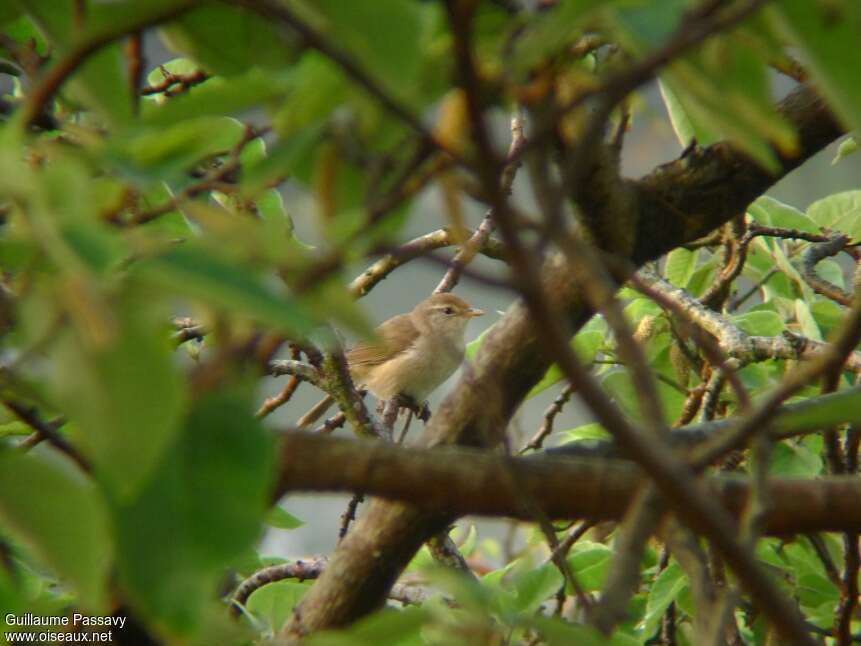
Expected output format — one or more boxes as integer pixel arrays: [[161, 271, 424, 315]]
[[832, 136, 860, 165], [619, 5, 794, 170], [797, 572, 840, 611], [0, 448, 111, 609], [811, 299, 844, 338], [601, 371, 685, 423], [513, 0, 607, 75], [768, 441, 823, 477], [425, 567, 491, 613], [15, 1, 131, 126], [794, 299, 822, 341], [272, 54, 347, 138], [112, 391, 274, 632], [527, 330, 603, 399], [807, 190, 861, 242], [773, 1, 861, 133], [664, 247, 698, 288], [560, 423, 611, 444], [731, 310, 784, 336], [748, 196, 819, 233], [142, 68, 294, 127], [134, 244, 317, 337], [658, 79, 718, 147], [623, 298, 662, 325], [160, 4, 299, 75], [50, 287, 185, 499], [686, 257, 718, 298], [266, 507, 304, 530], [815, 259, 845, 290], [108, 116, 244, 184], [529, 617, 640, 646], [567, 542, 612, 592], [510, 562, 563, 615], [0, 5, 21, 23], [246, 580, 311, 634], [293, 0, 432, 106], [242, 126, 323, 196], [641, 562, 686, 639], [145, 57, 200, 89], [304, 606, 429, 646]]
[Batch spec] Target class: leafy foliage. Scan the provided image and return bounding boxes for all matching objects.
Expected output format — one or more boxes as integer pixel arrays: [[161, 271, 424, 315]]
[[1, 0, 861, 644]]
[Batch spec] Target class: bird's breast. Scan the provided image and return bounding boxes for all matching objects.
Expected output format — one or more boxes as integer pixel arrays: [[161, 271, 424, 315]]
[[363, 335, 464, 401]]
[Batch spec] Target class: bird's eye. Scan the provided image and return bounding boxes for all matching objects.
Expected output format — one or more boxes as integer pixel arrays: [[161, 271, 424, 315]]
[[443, 307, 454, 315]]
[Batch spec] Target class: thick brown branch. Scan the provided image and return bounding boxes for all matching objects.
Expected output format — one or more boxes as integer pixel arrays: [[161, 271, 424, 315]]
[[276, 432, 861, 535]]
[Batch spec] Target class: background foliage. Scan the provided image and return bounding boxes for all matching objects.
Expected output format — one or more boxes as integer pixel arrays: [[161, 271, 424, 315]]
[[1, 0, 861, 644]]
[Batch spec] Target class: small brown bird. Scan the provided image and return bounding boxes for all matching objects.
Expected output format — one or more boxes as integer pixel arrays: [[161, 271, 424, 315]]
[[298, 293, 484, 428]]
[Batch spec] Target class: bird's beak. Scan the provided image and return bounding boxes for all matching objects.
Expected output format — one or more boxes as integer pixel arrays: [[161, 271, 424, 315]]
[[466, 308, 485, 318]]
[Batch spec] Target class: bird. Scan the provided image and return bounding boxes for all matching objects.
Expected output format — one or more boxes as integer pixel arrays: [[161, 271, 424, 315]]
[[297, 293, 484, 429]]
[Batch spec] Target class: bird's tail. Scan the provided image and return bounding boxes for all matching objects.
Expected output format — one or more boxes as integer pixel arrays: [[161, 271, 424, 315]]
[[297, 395, 335, 429]]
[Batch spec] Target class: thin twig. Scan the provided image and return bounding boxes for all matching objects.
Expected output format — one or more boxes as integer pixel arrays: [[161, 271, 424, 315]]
[[338, 494, 364, 543], [434, 113, 526, 294], [520, 384, 575, 454], [4, 401, 87, 472]]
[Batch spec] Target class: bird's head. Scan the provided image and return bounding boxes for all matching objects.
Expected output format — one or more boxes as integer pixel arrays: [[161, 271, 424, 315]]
[[412, 293, 484, 341]]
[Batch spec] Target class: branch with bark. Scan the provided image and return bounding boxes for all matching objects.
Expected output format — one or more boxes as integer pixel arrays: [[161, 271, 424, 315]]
[[275, 431, 861, 535]]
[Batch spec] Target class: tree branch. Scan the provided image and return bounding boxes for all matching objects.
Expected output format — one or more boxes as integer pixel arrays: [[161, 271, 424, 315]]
[[275, 431, 861, 535]]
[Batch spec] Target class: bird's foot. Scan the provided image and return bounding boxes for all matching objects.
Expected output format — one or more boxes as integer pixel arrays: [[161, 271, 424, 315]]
[[416, 401, 431, 423], [394, 395, 431, 422]]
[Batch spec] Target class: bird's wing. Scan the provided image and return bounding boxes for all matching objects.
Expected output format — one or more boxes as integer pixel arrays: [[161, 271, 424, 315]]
[[347, 313, 419, 369]]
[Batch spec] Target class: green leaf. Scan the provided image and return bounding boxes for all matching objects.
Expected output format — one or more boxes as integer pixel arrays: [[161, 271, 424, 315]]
[[272, 54, 347, 138], [773, 1, 861, 133], [731, 310, 784, 336], [112, 391, 274, 632], [641, 562, 686, 639], [832, 136, 860, 165], [108, 116, 244, 184], [646, 28, 795, 171], [567, 542, 612, 592], [246, 580, 311, 634], [0, 448, 112, 608], [134, 244, 317, 337], [527, 330, 603, 399], [797, 572, 840, 610], [748, 196, 819, 233], [50, 287, 186, 499], [601, 371, 685, 423], [658, 79, 718, 147], [241, 126, 323, 196], [160, 4, 299, 75], [807, 191, 861, 242], [768, 441, 823, 477], [292, 0, 432, 106], [266, 507, 304, 530], [561, 423, 611, 444], [510, 563, 563, 614], [16, 1, 132, 127], [816, 259, 845, 290], [811, 299, 844, 338], [529, 617, 640, 646], [144, 57, 200, 90], [664, 247, 699, 288], [142, 68, 295, 127], [513, 1, 607, 75], [623, 298, 662, 325], [794, 299, 822, 342], [304, 606, 429, 646]]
